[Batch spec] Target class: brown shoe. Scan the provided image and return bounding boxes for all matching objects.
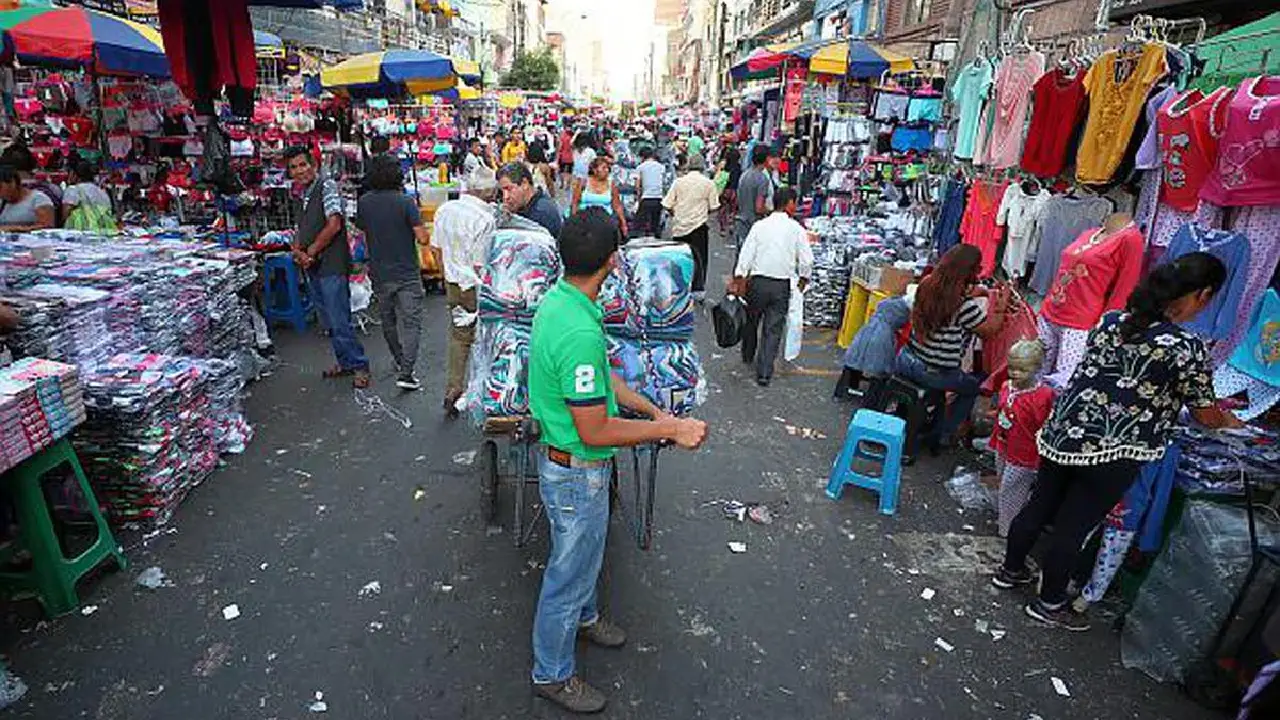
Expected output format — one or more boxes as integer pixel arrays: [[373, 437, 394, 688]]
[[443, 393, 461, 419], [533, 676, 607, 714], [578, 619, 626, 648]]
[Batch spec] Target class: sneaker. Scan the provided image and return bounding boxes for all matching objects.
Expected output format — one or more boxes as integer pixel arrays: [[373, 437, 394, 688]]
[[991, 566, 1036, 590], [533, 676, 607, 714], [578, 619, 627, 648], [1025, 599, 1091, 632], [756, 377, 770, 387], [396, 374, 422, 391]]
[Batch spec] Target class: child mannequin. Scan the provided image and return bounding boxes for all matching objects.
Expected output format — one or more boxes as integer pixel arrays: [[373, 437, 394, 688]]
[[987, 339, 1055, 537]]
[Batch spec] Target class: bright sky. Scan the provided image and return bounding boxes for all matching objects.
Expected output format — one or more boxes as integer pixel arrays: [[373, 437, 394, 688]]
[[547, 0, 657, 101]]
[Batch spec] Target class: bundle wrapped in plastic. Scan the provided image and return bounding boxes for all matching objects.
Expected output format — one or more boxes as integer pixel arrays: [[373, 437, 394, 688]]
[[607, 337, 706, 416], [600, 240, 695, 340], [478, 225, 561, 322], [462, 321, 534, 420], [1121, 501, 1280, 683]]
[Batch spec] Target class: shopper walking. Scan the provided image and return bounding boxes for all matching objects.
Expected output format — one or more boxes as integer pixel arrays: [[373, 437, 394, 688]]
[[662, 153, 718, 299], [497, 162, 563, 236], [732, 188, 813, 386], [635, 147, 665, 236], [528, 207, 707, 714], [993, 252, 1242, 631], [570, 157, 628, 236], [570, 133, 596, 192], [895, 244, 1007, 451], [501, 131, 528, 165], [557, 126, 575, 190], [432, 166, 498, 417], [461, 138, 484, 183], [733, 144, 772, 248], [285, 146, 370, 388], [354, 155, 428, 390]]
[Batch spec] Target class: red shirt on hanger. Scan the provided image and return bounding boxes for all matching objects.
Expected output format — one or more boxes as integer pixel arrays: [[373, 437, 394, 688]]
[[1020, 68, 1087, 178], [960, 179, 1009, 278], [1041, 224, 1145, 330], [1157, 86, 1231, 212]]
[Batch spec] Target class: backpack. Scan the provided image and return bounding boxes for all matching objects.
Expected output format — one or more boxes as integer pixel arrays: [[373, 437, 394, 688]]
[[65, 202, 117, 232], [711, 294, 746, 348]]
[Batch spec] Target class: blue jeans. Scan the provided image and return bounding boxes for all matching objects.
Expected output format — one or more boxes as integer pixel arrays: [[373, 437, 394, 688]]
[[306, 271, 368, 371], [895, 348, 985, 440], [531, 454, 611, 684]]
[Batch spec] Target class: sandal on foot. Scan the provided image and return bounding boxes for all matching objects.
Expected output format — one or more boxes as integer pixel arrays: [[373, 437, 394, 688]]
[[352, 371, 371, 389]]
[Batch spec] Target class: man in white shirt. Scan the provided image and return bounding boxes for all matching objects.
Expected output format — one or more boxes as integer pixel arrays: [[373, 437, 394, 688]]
[[461, 138, 484, 186], [635, 147, 666, 237], [732, 187, 814, 387], [662, 153, 718, 300], [432, 166, 498, 417]]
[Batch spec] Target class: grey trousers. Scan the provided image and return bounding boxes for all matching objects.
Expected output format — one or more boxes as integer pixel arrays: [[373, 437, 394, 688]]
[[376, 277, 426, 377]]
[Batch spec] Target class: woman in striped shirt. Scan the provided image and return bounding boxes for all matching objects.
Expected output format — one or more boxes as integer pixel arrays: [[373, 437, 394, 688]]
[[895, 244, 1009, 452]]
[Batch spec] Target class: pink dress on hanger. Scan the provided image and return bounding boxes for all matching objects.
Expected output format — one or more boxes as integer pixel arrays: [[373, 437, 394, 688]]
[[982, 52, 1046, 170]]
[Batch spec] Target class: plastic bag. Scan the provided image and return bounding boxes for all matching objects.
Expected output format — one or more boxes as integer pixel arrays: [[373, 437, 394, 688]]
[[1121, 501, 1280, 683], [945, 466, 995, 511], [349, 273, 372, 313], [784, 283, 804, 361]]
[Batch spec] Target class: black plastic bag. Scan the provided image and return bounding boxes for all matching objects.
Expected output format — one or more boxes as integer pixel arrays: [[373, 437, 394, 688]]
[[712, 294, 746, 348]]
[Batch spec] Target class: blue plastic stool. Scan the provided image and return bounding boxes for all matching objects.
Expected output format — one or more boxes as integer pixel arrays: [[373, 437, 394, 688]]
[[826, 409, 906, 515], [262, 252, 313, 332]]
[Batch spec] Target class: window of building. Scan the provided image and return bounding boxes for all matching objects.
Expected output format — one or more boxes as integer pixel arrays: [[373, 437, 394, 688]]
[[903, 0, 929, 27]]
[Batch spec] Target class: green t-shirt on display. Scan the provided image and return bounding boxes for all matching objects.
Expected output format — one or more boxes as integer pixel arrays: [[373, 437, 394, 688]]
[[528, 279, 618, 461]]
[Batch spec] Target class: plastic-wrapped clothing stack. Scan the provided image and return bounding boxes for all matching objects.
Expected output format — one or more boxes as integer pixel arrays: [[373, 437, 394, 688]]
[[601, 240, 705, 415], [0, 358, 85, 473], [77, 354, 221, 525], [467, 217, 561, 418], [1172, 425, 1280, 495], [803, 213, 924, 328], [1121, 501, 1280, 683]]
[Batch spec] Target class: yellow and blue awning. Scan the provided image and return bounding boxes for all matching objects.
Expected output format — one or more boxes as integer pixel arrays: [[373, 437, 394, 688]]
[[322, 49, 480, 98], [730, 37, 913, 80]]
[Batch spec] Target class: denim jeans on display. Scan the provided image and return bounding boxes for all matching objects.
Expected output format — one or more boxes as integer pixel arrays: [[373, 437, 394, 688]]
[[531, 454, 612, 684], [306, 271, 369, 371], [894, 348, 985, 440]]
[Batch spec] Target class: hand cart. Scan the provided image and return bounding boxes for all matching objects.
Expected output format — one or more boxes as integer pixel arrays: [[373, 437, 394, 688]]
[[477, 414, 666, 550]]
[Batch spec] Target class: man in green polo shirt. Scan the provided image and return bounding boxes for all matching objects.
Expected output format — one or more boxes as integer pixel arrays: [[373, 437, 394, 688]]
[[528, 207, 708, 714]]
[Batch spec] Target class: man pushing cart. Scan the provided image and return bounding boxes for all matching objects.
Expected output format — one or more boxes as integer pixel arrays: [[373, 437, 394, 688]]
[[526, 208, 707, 714]]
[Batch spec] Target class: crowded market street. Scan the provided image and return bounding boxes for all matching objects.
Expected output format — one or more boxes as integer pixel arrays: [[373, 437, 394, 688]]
[[3, 234, 1209, 720]]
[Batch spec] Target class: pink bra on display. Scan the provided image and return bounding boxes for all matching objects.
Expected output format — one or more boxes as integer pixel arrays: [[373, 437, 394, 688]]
[[1200, 75, 1280, 207]]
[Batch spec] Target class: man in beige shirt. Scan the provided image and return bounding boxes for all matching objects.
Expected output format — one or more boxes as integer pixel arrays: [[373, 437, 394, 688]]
[[662, 153, 719, 300]]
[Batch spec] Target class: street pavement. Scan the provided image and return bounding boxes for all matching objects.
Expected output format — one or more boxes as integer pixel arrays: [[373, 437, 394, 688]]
[[1, 222, 1215, 719]]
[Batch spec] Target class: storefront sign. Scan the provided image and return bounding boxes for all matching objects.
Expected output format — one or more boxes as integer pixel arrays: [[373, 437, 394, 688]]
[[783, 66, 807, 123]]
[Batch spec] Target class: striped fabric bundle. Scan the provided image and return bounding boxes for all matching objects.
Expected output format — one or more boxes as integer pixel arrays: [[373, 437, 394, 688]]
[[607, 337, 706, 416], [599, 241, 695, 341], [478, 228, 562, 322]]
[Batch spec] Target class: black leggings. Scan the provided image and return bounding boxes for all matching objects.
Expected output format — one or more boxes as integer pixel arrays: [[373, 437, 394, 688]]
[[1002, 457, 1140, 606]]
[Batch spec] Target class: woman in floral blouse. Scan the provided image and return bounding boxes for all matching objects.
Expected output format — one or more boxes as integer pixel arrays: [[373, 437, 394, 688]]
[[992, 252, 1243, 631]]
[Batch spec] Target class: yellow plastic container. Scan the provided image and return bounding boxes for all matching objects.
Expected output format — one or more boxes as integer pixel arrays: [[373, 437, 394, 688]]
[[865, 289, 891, 327], [837, 283, 871, 348]]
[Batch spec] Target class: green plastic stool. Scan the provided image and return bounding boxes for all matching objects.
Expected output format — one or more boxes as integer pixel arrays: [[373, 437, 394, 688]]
[[0, 438, 126, 617]]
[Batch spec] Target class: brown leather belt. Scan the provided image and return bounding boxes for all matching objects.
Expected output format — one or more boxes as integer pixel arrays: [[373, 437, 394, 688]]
[[546, 446, 611, 469]]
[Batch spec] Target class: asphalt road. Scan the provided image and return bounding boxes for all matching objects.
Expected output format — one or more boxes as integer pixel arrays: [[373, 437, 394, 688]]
[[1, 223, 1215, 720]]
